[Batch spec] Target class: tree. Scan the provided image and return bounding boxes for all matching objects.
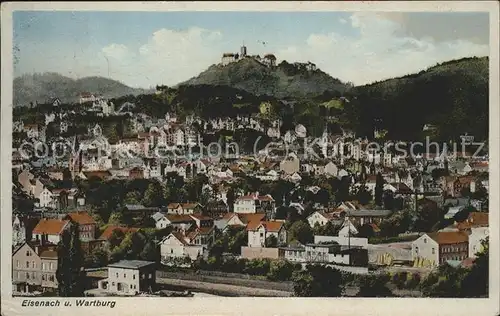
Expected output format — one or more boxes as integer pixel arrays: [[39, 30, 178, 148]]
[[85, 247, 108, 268], [314, 220, 339, 236], [124, 191, 141, 205], [288, 220, 314, 244], [226, 188, 236, 212], [142, 182, 164, 207], [375, 172, 384, 206], [378, 210, 412, 237], [383, 190, 395, 210], [357, 223, 375, 238], [140, 240, 160, 262], [265, 234, 278, 248], [292, 264, 344, 297], [460, 238, 488, 297], [353, 185, 372, 205], [108, 211, 124, 225], [420, 263, 468, 297], [336, 176, 351, 203], [357, 274, 394, 297], [108, 228, 126, 250], [267, 259, 300, 281], [414, 205, 443, 232], [56, 223, 84, 297]]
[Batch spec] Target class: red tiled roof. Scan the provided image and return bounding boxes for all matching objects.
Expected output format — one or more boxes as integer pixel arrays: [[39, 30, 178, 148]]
[[428, 231, 469, 245], [66, 211, 96, 225], [246, 220, 284, 232], [99, 226, 139, 240], [165, 214, 195, 223], [240, 213, 266, 224], [171, 231, 188, 245], [33, 219, 69, 235], [189, 213, 212, 221], [167, 203, 200, 209], [456, 212, 489, 230]]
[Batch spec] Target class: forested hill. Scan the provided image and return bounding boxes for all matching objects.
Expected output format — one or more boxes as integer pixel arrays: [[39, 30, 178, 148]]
[[343, 56, 489, 141], [13, 73, 149, 106], [180, 57, 350, 98]]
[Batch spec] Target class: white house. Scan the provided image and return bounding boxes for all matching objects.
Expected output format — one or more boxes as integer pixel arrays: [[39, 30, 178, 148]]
[[411, 232, 469, 267], [337, 218, 358, 238], [246, 221, 287, 248], [32, 219, 70, 244], [151, 212, 169, 229], [468, 227, 489, 258], [38, 188, 55, 208], [159, 232, 207, 262], [234, 193, 275, 215], [307, 211, 338, 228], [98, 260, 156, 295]]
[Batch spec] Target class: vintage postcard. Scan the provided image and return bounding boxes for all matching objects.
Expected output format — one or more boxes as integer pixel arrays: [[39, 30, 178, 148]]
[[1, 1, 499, 316]]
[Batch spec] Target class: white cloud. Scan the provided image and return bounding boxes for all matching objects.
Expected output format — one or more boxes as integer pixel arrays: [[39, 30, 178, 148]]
[[102, 43, 134, 61], [278, 13, 488, 85], [98, 27, 223, 88]]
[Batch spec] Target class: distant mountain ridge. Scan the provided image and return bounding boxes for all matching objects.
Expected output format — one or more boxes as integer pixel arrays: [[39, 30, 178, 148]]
[[180, 57, 350, 98], [13, 73, 149, 106]]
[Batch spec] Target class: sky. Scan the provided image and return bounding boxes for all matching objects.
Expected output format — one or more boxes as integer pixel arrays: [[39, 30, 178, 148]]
[[13, 11, 490, 88]]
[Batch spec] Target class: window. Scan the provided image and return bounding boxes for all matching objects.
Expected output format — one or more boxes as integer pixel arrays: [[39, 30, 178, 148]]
[[415, 247, 419, 253], [130, 284, 133, 289], [26, 250, 30, 256], [32, 272, 35, 279], [112, 282, 115, 286], [26, 261, 29, 268], [424, 238, 427, 244], [16, 260, 19, 268], [26, 272, 30, 279], [50, 263, 54, 270], [432, 248, 435, 254], [42, 263, 45, 270], [124, 274, 126, 278], [32, 261, 36, 269], [116, 273, 119, 278], [134, 285, 136, 289], [170, 249, 173, 254], [149, 274, 152, 279], [42, 274, 46, 281], [133, 275, 136, 280]]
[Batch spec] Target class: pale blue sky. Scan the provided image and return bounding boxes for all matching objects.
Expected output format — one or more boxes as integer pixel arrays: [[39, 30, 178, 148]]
[[13, 11, 489, 88]]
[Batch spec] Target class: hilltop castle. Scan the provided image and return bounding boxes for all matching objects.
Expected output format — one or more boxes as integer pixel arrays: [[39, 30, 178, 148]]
[[220, 45, 277, 67]]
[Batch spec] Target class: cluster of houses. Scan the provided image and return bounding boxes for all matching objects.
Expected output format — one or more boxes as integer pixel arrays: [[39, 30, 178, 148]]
[[12, 98, 490, 296]]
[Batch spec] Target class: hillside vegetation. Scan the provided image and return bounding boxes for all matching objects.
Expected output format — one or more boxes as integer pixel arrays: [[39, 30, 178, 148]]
[[342, 56, 489, 141], [180, 58, 350, 98], [13, 73, 148, 106]]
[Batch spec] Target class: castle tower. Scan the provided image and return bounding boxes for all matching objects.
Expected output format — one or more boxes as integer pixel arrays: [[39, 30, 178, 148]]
[[240, 44, 247, 57]]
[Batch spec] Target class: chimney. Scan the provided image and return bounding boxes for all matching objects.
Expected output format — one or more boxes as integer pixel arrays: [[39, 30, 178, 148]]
[[35, 245, 39, 255]]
